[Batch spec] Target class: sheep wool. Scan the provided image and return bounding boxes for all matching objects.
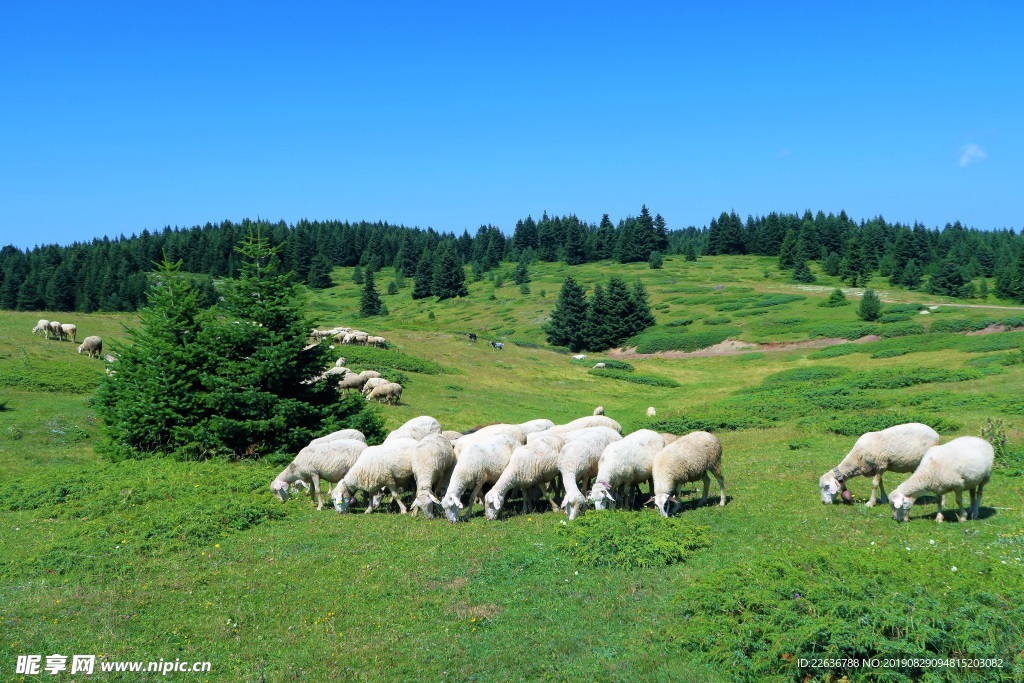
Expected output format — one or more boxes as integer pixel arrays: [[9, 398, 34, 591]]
[[333, 438, 419, 514], [484, 433, 565, 519], [652, 431, 725, 517], [409, 434, 458, 519], [384, 416, 443, 443], [558, 428, 621, 520], [589, 429, 666, 510], [890, 436, 994, 523], [271, 438, 368, 510], [441, 433, 519, 522]]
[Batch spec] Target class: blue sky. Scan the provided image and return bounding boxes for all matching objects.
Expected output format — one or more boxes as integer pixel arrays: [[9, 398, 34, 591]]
[[1, 1, 1021, 249]]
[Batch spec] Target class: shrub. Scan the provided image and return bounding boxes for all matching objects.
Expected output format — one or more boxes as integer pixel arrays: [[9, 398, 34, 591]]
[[857, 288, 883, 321], [340, 346, 446, 374], [818, 288, 850, 307], [878, 322, 926, 338], [751, 294, 805, 308], [762, 366, 850, 385], [878, 313, 912, 323], [558, 512, 711, 569], [589, 368, 679, 387], [630, 327, 741, 353], [648, 251, 663, 269], [646, 410, 771, 433], [702, 316, 732, 325], [809, 323, 880, 340], [870, 348, 908, 358], [714, 302, 747, 312], [666, 319, 694, 327], [799, 412, 961, 436]]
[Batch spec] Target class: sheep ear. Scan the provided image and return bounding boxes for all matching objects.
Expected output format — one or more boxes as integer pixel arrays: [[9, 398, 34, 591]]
[[643, 496, 655, 507], [429, 493, 442, 505], [605, 491, 615, 502], [560, 497, 568, 509], [455, 500, 464, 509]]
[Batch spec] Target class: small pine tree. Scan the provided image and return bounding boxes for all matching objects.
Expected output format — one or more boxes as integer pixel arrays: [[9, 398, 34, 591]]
[[819, 288, 850, 307], [360, 269, 383, 316], [627, 280, 657, 335], [431, 242, 468, 300], [352, 264, 364, 284], [793, 259, 816, 283], [857, 288, 882, 321], [648, 251, 663, 269], [513, 254, 531, 285], [683, 240, 698, 262], [411, 250, 433, 300], [519, 282, 531, 295], [394, 269, 406, 289], [387, 281, 398, 295], [979, 278, 989, 299], [494, 273, 504, 289], [306, 254, 334, 289], [778, 229, 799, 270], [900, 258, 924, 290], [822, 251, 842, 277], [471, 260, 484, 281]]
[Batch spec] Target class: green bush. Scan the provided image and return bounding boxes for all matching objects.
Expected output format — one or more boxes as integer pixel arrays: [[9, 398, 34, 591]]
[[870, 348, 908, 358], [806, 344, 861, 359], [762, 366, 850, 385], [818, 288, 850, 308], [665, 318, 694, 327], [750, 294, 805, 308], [799, 412, 961, 435], [878, 313, 913, 323], [589, 368, 679, 387], [714, 302, 747, 311], [878, 322, 926, 338], [646, 410, 771, 433], [340, 345, 446, 374], [733, 309, 769, 317], [809, 323, 880, 340], [701, 316, 733, 325], [630, 327, 741, 353], [885, 304, 925, 313], [558, 511, 711, 569], [930, 318, 997, 333]]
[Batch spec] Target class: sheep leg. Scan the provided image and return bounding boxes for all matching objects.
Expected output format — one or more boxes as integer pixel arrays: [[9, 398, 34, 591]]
[[312, 473, 324, 510], [935, 494, 944, 523], [715, 473, 726, 506], [866, 474, 882, 507], [389, 485, 408, 515], [542, 483, 559, 512], [875, 474, 888, 505], [955, 490, 966, 522], [972, 484, 985, 520], [699, 473, 710, 507], [464, 480, 484, 520]]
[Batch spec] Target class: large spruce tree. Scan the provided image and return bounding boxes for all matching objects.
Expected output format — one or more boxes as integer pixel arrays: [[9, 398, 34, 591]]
[[545, 275, 589, 351]]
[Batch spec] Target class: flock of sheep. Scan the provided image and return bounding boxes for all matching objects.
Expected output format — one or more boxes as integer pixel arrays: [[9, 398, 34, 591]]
[[273, 416, 994, 525], [32, 318, 103, 358], [310, 326, 387, 348], [818, 422, 994, 523], [309, 326, 402, 405], [272, 413, 726, 522]]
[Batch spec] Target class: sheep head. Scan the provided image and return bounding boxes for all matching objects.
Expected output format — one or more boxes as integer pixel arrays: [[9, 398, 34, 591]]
[[331, 483, 354, 512], [483, 491, 504, 520], [818, 471, 843, 504], [414, 492, 442, 519], [441, 493, 464, 523], [653, 493, 672, 517], [588, 482, 615, 510], [560, 492, 586, 521], [890, 491, 914, 522], [271, 480, 290, 503]]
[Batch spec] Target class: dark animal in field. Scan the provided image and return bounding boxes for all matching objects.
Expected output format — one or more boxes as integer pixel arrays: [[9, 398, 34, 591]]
[[468, 333, 478, 341], [490, 341, 503, 350]]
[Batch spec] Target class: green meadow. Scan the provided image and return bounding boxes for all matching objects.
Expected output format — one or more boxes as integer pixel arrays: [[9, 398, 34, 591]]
[[2, 255, 1024, 682]]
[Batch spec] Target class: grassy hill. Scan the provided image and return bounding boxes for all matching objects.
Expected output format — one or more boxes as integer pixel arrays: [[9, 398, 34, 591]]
[[2, 255, 1023, 681]]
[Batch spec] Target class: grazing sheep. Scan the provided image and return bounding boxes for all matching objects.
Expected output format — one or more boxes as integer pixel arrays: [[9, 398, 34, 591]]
[[385, 416, 443, 443], [558, 428, 622, 520], [49, 321, 64, 340], [103, 353, 117, 364], [321, 366, 349, 379], [366, 381, 403, 405], [308, 428, 366, 447], [366, 335, 387, 348], [484, 433, 566, 519], [441, 433, 519, 522], [454, 424, 528, 456], [362, 377, 390, 395], [652, 431, 725, 516], [490, 341, 503, 350], [819, 423, 940, 506], [440, 430, 464, 445], [549, 415, 622, 435], [589, 429, 666, 511], [353, 332, 369, 345], [593, 406, 605, 416], [337, 372, 368, 392], [572, 354, 586, 361], [341, 333, 355, 344], [647, 406, 657, 418], [77, 336, 103, 358], [334, 357, 347, 368], [408, 434, 458, 519], [59, 323, 76, 343], [517, 419, 555, 435], [468, 333, 478, 341], [661, 433, 679, 445], [593, 362, 606, 369], [358, 370, 382, 380], [890, 436, 994, 523], [32, 319, 50, 338], [271, 438, 368, 510], [332, 438, 418, 514]]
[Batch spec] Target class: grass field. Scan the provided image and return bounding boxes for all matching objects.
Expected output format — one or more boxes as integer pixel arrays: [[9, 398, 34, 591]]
[[2, 255, 1024, 682]]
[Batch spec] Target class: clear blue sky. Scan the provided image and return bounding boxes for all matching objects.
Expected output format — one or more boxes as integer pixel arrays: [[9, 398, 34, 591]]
[[1, 1, 1021, 249]]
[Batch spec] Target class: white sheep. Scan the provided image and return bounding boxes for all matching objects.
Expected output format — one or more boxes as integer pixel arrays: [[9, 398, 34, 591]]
[[32, 319, 50, 338], [441, 433, 519, 522], [334, 357, 347, 368], [652, 431, 725, 516], [361, 377, 390, 395], [484, 433, 566, 519], [593, 406, 605, 416], [366, 335, 387, 348], [271, 438, 368, 509], [358, 370, 382, 380], [572, 354, 586, 361], [408, 434, 458, 519], [332, 438, 419, 514], [549, 415, 622, 435], [517, 419, 555, 435], [454, 424, 527, 456], [366, 381, 403, 405], [890, 436, 994, 523], [49, 320, 64, 340], [385, 416, 443, 443], [440, 430, 464, 445], [337, 372, 368, 392], [647, 407, 657, 418], [77, 336, 102, 358], [592, 362, 606, 369], [308, 428, 366, 447], [58, 323, 76, 344], [819, 423, 940, 506], [558, 428, 622, 520], [589, 429, 666, 511]]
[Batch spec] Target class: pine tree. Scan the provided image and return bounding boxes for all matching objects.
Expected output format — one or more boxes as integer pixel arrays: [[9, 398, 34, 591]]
[[627, 280, 656, 335], [431, 241, 468, 300], [360, 269, 383, 316], [793, 259, 816, 283], [513, 253, 531, 284], [603, 277, 635, 347], [857, 289, 883, 321], [411, 249, 434, 300], [900, 259, 924, 290], [683, 240, 698, 262], [352, 264, 364, 284], [648, 251, 663, 269], [927, 256, 968, 297], [545, 275, 589, 351], [584, 283, 612, 350], [306, 254, 334, 289], [394, 268, 406, 289], [819, 288, 850, 307], [840, 235, 872, 287], [979, 278, 989, 299], [387, 281, 398, 295], [778, 229, 798, 270], [822, 251, 842, 277]]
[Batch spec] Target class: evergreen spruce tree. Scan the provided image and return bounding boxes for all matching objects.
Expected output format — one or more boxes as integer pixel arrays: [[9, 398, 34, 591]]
[[648, 251, 663, 269], [411, 249, 434, 300], [544, 275, 589, 351], [840, 235, 872, 287], [394, 268, 406, 289], [822, 251, 842, 276], [818, 288, 850, 307], [306, 254, 334, 289], [513, 253, 531, 284], [360, 269, 383, 316], [584, 283, 612, 350], [927, 256, 968, 297], [900, 259, 924, 290], [683, 240, 698, 262], [627, 280, 656, 335], [793, 259, 816, 283], [431, 241, 468, 300], [603, 277, 635, 347], [979, 278, 989, 299], [778, 229, 798, 270], [387, 281, 398, 295], [857, 288, 883, 321], [352, 264, 364, 284]]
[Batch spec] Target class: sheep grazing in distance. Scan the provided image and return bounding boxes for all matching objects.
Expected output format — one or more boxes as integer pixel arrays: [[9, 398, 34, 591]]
[[652, 431, 725, 516], [558, 428, 622, 520], [366, 382, 403, 405], [49, 321, 64, 340], [589, 429, 666, 511], [60, 323, 77, 343], [408, 434, 458, 519], [647, 407, 657, 418], [484, 433, 566, 520], [362, 377, 390, 395], [77, 336, 103, 358], [572, 354, 586, 361], [441, 433, 519, 522], [593, 406, 605, 416], [334, 357, 347, 368], [32, 319, 50, 339], [332, 438, 419, 514], [359, 370, 382, 380], [366, 335, 387, 348], [271, 438, 368, 510], [337, 372, 368, 392], [593, 363, 606, 369], [547, 415, 622, 436], [385, 416, 443, 443], [819, 423, 940, 507], [890, 436, 994, 523]]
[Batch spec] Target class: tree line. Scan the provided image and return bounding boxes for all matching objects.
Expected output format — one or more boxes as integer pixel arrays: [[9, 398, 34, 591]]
[[1, 207, 1022, 313], [544, 275, 656, 352]]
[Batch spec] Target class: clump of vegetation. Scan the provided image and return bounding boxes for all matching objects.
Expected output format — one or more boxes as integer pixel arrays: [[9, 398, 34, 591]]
[[800, 412, 961, 436], [589, 368, 679, 387], [546, 276, 655, 352], [870, 348, 908, 358], [819, 288, 850, 307], [857, 288, 883, 321], [701, 316, 732, 326], [630, 327, 741, 354], [340, 345, 445, 374], [558, 511, 710, 569]]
